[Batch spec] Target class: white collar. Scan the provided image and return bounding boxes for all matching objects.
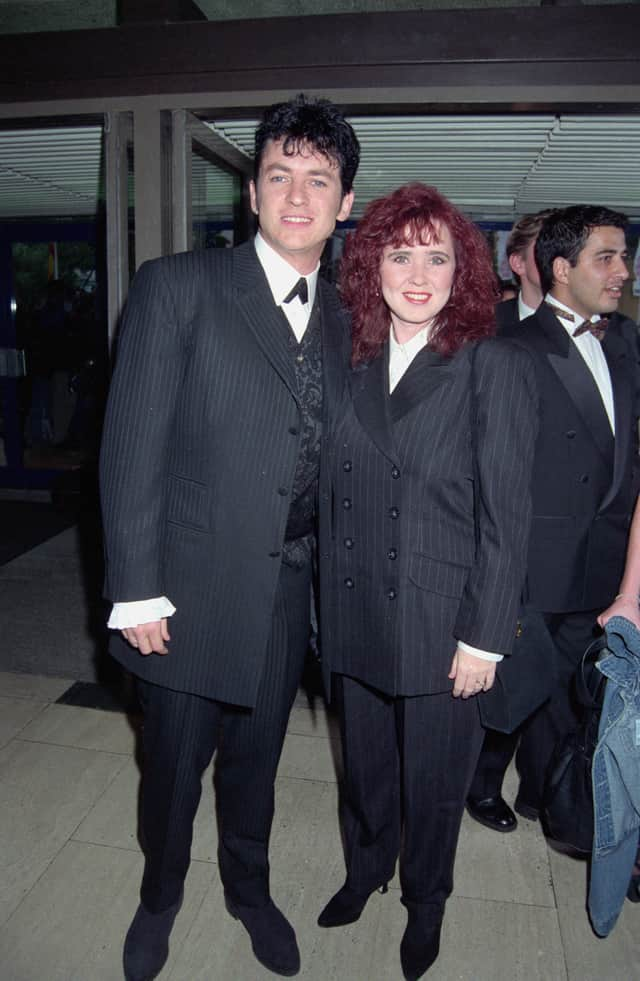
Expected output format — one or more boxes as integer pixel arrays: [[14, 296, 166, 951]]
[[518, 295, 537, 321], [389, 323, 431, 363], [254, 232, 319, 308]]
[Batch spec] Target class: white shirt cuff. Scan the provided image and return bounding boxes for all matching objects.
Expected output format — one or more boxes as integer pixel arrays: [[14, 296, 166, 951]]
[[108, 597, 176, 629], [457, 640, 503, 662]]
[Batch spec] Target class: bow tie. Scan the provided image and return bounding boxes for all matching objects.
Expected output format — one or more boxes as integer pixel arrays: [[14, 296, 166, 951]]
[[572, 318, 608, 342], [545, 302, 608, 342], [283, 277, 309, 305]]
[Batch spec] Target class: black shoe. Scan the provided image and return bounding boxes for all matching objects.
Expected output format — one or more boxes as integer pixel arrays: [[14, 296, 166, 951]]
[[225, 896, 300, 976], [123, 893, 183, 981], [400, 913, 441, 980], [514, 795, 540, 821], [466, 795, 517, 832], [317, 882, 388, 928]]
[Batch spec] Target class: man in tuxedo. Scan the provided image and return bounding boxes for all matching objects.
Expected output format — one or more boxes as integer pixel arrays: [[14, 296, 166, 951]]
[[496, 209, 555, 332], [467, 205, 640, 834], [99, 94, 359, 979]]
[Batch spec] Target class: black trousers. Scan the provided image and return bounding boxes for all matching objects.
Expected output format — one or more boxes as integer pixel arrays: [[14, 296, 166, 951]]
[[335, 675, 483, 922], [136, 560, 311, 914], [469, 609, 600, 809]]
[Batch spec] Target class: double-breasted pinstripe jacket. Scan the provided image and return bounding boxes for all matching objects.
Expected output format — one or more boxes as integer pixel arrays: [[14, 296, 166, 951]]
[[318, 337, 539, 697]]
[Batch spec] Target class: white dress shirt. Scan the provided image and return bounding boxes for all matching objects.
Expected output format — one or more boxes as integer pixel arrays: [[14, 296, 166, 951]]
[[518, 296, 537, 321], [388, 324, 501, 663], [108, 235, 319, 630], [544, 293, 615, 434]]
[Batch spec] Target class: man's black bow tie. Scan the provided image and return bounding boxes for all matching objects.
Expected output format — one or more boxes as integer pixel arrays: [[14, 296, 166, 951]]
[[283, 277, 309, 305]]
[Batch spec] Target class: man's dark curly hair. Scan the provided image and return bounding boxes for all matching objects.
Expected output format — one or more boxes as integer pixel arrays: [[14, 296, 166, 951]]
[[254, 93, 360, 195]]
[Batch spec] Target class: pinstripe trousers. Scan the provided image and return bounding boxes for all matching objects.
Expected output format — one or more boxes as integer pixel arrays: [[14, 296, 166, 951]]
[[135, 559, 311, 913], [336, 675, 484, 917]]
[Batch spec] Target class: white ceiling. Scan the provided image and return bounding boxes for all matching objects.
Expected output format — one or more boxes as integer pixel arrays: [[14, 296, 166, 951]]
[[0, 113, 638, 225]]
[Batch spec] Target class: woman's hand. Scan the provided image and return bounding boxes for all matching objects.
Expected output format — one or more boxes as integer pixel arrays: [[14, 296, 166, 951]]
[[597, 595, 640, 630], [448, 647, 496, 699]]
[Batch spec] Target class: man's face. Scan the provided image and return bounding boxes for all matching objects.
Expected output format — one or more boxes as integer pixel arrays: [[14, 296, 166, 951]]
[[250, 139, 354, 275], [553, 226, 629, 320]]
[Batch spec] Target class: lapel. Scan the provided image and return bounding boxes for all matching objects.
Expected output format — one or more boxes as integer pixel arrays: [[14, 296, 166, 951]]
[[388, 345, 455, 425], [351, 343, 454, 463], [600, 324, 634, 511], [232, 241, 298, 401], [317, 276, 350, 421], [535, 305, 614, 469], [352, 346, 398, 464]]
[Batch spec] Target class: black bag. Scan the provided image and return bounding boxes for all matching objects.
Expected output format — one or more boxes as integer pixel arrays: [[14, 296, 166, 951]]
[[541, 636, 607, 854]]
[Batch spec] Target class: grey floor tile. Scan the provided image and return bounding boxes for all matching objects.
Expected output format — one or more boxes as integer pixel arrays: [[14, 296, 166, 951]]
[[0, 739, 127, 927], [0, 671, 72, 702], [0, 696, 47, 749], [287, 700, 340, 741], [454, 809, 554, 906], [428, 895, 567, 981], [0, 839, 213, 981], [277, 731, 341, 784], [73, 758, 142, 853], [558, 899, 638, 981], [546, 841, 590, 909], [19, 702, 138, 755]]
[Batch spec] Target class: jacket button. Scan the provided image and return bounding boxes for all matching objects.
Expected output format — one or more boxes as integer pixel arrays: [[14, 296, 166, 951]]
[[343, 498, 352, 510], [343, 460, 353, 472], [387, 587, 397, 600], [391, 466, 400, 479], [269, 550, 281, 558], [344, 577, 354, 589], [579, 474, 589, 484], [288, 426, 299, 436], [566, 430, 576, 439], [389, 506, 400, 519], [278, 487, 289, 496], [387, 547, 398, 560], [344, 537, 354, 549]]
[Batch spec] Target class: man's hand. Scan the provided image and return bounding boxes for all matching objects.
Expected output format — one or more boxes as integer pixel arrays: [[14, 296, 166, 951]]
[[448, 646, 496, 699], [122, 618, 170, 656]]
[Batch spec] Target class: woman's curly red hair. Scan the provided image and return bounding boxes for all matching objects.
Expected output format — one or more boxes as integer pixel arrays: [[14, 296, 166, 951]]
[[340, 183, 499, 365]]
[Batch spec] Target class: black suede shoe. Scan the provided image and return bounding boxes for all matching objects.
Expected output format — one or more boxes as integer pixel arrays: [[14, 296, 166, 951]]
[[317, 882, 388, 927], [225, 896, 300, 976], [123, 893, 183, 981], [400, 914, 441, 980], [466, 795, 517, 832]]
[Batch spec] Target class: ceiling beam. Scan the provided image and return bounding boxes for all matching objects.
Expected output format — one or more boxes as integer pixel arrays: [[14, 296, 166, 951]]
[[1, 7, 638, 106]]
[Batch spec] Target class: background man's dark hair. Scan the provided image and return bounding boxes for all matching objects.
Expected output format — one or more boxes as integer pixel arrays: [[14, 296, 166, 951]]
[[506, 209, 556, 287], [535, 204, 628, 295], [254, 93, 360, 195]]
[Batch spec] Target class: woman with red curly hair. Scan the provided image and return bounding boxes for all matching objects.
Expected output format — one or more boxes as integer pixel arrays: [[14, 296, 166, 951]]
[[317, 184, 539, 979]]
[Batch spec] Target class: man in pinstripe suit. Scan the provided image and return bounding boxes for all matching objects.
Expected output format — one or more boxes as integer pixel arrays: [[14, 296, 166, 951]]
[[99, 95, 358, 980]]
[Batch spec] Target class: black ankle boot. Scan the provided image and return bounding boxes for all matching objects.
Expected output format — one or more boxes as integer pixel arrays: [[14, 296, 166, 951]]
[[123, 892, 183, 981], [318, 882, 388, 928], [400, 912, 441, 980]]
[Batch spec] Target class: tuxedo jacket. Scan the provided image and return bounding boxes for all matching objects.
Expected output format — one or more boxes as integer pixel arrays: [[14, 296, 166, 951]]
[[501, 305, 640, 613], [100, 241, 350, 706], [318, 338, 539, 698]]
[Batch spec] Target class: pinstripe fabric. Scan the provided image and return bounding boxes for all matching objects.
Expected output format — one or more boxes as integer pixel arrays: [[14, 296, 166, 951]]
[[99, 241, 349, 705], [137, 560, 311, 911], [337, 675, 483, 909], [320, 337, 539, 697]]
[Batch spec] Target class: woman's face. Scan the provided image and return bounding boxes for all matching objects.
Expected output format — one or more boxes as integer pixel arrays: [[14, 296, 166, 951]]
[[379, 223, 456, 342]]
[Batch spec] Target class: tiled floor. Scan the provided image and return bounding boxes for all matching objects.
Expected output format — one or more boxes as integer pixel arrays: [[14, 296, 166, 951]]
[[0, 669, 637, 981]]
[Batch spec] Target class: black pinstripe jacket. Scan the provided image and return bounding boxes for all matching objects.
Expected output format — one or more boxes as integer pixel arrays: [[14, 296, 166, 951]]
[[99, 241, 350, 705], [318, 337, 539, 697]]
